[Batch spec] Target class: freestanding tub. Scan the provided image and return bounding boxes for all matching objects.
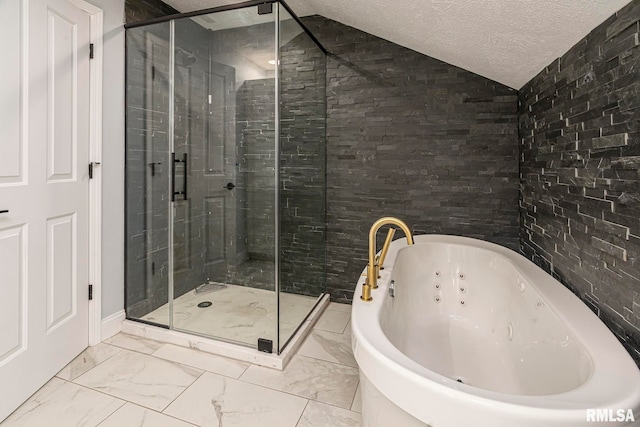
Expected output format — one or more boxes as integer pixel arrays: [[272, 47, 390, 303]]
[[352, 234, 640, 427]]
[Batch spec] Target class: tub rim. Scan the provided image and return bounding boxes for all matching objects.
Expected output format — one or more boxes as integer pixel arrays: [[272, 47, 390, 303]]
[[351, 234, 640, 424]]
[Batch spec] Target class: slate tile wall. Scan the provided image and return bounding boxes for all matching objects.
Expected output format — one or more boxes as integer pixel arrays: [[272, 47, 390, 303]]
[[279, 30, 327, 297], [125, 0, 178, 23], [231, 27, 327, 297], [235, 79, 277, 261], [302, 16, 520, 303], [518, 1, 640, 364]]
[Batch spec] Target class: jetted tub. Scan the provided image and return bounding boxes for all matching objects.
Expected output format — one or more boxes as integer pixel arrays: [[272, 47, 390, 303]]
[[352, 235, 640, 427]]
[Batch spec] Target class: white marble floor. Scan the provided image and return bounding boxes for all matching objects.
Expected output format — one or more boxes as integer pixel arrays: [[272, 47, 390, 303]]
[[141, 284, 319, 348], [1, 302, 361, 427]]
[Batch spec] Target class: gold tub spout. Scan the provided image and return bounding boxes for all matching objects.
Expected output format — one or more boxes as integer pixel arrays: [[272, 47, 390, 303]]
[[361, 217, 414, 301], [378, 228, 396, 270]]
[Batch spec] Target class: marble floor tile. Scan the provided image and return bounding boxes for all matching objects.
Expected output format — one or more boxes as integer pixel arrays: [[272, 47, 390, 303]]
[[298, 330, 357, 367], [164, 372, 307, 427], [296, 401, 361, 427], [98, 403, 194, 427], [327, 302, 352, 313], [141, 285, 317, 347], [56, 343, 122, 381], [351, 383, 362, 413], [152, 344, 249, 379], [1, 378, 123, 427], [240, 355, 359, 409], [74, 350, 202, 411], [104, 334, 164, 355], [314, 310, 350, 334], [343, 320, 352, 337]]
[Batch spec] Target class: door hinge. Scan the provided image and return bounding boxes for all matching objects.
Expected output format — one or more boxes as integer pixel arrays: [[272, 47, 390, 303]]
[[88, 284, 93, 301], [90, 43, 94, 59], [89, 162, 100, 179]]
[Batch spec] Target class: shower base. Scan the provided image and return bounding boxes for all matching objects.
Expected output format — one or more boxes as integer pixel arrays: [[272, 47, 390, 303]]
[[140, 284, 318, 346], [122, 287, 329, 370]]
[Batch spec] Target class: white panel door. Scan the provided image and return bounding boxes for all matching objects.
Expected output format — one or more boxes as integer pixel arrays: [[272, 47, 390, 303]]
[[0, 0, 91, 420]]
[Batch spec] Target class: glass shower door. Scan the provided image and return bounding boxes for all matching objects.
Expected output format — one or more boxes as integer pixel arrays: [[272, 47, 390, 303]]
[[125, 21, 172, 327], [169, 7, 278, 348]]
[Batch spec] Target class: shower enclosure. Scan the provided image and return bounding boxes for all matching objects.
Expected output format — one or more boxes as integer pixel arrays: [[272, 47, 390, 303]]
[[124, 1, 327, 354]]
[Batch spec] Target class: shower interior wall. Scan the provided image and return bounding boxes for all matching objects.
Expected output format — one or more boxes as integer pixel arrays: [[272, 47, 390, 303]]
[[125, 6, 326, 318], [221, 21, 327, 297]]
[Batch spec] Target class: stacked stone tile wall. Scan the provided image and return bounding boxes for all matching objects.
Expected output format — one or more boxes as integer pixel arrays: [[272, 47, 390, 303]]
[[279, 30, 327, 297], [235, 79, 277, 261], [518, 1, 640, 365], [125, 0, 177, 23], [302, 16, 520, 303], [234, 28, 327, 296]]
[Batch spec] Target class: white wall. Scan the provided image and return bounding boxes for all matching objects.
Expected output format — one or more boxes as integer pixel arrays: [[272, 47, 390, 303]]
[[93, 0, 125, 319]]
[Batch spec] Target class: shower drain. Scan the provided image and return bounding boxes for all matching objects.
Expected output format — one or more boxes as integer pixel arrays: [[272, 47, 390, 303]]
[[197, 301, 212, 308]]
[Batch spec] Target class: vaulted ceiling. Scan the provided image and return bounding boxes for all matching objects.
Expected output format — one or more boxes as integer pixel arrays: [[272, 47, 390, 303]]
[[164, 0, 632, 89]]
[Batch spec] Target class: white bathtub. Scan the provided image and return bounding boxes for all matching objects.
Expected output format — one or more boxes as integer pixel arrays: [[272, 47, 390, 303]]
[[352, 235, 640, 427]]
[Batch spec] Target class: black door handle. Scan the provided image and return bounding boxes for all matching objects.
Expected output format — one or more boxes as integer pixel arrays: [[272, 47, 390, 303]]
[[0, 210, 8, 214], [171, 153, 176, 201], [224, 182, 235, 191], [171, 153, 188, 201]]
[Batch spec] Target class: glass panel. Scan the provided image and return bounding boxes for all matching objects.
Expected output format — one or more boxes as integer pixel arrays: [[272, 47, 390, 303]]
[[170, 6, 278, 348], [125, 22, 172, 326], [278, 5, 327, 351]]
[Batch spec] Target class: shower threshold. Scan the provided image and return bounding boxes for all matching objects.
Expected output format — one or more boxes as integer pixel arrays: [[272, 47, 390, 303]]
[[121, 293, 330, 370]]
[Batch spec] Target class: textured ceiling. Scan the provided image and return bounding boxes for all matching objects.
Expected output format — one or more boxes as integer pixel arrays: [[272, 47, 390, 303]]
[[164, 0, 632, 89]]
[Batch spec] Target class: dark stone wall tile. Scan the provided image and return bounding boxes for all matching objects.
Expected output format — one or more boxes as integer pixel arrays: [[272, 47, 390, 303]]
[[125, 0, 178, 24], [519, 1, 640, 366], [302, 16, 519, 304]]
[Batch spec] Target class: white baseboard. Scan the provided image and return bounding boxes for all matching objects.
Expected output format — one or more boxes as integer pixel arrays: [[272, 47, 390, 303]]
[[101, 310, 125, 341]]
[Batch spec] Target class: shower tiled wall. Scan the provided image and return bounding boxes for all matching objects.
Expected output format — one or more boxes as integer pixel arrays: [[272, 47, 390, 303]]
[[125, 0, 177, 23], [231, 27, 327, 297], [279, 29, 327, 297], [519, 1, 640, 364], [235, 79, 276, 262]]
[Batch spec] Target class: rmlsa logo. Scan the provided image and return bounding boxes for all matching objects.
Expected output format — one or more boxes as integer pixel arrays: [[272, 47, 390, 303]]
[[586, 409, 635, 423]]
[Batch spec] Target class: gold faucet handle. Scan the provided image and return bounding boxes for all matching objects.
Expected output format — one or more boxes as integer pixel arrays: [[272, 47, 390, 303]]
[[374, 256, 381, 285], [361, 283, 372, 301]]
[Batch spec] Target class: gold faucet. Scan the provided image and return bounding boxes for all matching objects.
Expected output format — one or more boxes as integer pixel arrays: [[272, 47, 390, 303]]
[[361, 217, 414, 301]]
